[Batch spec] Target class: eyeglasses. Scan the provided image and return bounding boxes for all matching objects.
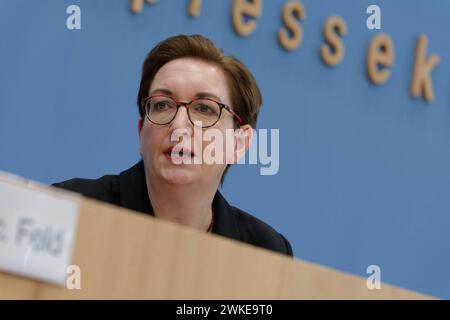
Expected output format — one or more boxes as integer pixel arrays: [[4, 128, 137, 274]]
[[141, 94, 244, 128]]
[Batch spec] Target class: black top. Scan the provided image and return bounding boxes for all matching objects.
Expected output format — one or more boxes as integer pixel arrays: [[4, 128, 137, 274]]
[[52, 161, 293, 257]]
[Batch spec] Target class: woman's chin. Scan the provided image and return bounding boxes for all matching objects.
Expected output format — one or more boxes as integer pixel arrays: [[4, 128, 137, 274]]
[[159, 167, 197, 185]]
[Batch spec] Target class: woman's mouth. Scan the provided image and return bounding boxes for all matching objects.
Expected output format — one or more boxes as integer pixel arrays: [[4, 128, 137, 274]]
[[163, 146, 195, 162]]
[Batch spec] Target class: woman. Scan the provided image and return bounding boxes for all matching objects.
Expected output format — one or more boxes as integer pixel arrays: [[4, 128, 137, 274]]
[[54, 34, 293, 257]]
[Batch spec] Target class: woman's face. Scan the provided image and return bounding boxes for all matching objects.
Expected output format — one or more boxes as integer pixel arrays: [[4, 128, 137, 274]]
[[138, 57, 238, 186]]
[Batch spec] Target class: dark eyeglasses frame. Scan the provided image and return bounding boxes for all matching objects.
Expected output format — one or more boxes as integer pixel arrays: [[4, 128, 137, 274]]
[[141, 94, 244, 128]]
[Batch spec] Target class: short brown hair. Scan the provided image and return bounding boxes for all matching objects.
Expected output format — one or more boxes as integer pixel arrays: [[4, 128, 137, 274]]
[[137, 34, 263, 184]]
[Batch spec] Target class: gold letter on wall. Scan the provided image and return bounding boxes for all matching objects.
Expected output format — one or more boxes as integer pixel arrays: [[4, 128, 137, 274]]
[[232, 0, 262, 37], [366, 33, 394, 85], [410, 34, 440, 102], [320, 16, 347, 66], [130, 0, 159, 14], [188, 0, 202, 17], [278, 1, 306, 51]]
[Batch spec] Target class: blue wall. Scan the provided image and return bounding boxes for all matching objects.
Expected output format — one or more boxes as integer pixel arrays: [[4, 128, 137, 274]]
[[1, 0, 449, 298]]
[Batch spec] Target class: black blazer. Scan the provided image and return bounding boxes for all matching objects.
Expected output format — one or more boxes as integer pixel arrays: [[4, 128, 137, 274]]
[[52, 161, 293, 257]]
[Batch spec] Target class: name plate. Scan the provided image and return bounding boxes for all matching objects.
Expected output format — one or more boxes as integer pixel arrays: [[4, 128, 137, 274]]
[[0, 173, 80, 286]]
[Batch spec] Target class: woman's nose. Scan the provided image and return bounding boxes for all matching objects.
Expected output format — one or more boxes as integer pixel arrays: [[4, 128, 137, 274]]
[[169, 105, 193, 130]]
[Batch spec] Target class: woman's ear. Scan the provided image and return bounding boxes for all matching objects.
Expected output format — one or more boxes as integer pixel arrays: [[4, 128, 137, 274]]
[[230, 124, 253, 164]]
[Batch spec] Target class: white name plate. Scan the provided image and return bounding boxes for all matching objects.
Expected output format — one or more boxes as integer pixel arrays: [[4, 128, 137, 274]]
[[0, 173, 80, 286]]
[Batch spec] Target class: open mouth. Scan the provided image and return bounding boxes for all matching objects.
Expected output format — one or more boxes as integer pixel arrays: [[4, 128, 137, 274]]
[[164, 146, 195, 160]]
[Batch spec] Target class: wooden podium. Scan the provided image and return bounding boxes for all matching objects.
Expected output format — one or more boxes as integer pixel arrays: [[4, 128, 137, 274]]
[[0, 172, 431, 300]]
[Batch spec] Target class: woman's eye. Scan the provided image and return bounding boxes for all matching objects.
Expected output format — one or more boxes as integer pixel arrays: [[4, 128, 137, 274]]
[[154, 102, 169, 110], [196, 104, 213, 113]]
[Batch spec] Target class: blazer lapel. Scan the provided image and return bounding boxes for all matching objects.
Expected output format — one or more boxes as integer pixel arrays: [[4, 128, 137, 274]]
[[118, 161, 154, 215], [211, 191, 241, 242]]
